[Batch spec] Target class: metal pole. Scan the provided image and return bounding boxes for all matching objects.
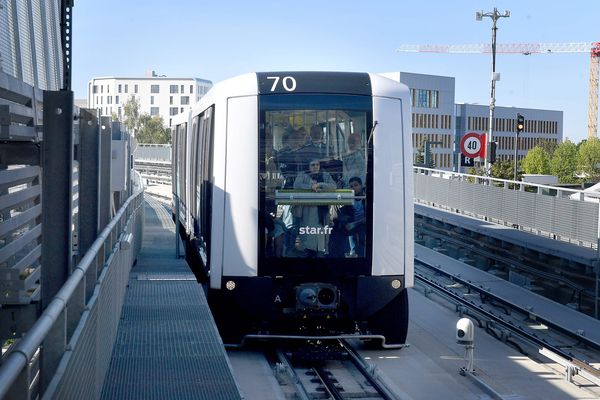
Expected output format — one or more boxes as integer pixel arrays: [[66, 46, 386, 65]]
[[477, 8, 509, 177], [513, 132, 518, 182], [596, 200, 600, 318], [484, 11, 498, 177]]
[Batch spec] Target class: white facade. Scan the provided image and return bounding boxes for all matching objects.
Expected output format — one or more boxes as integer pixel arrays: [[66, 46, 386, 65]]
[[87, 72, 212, 128], [382, 72, 456, 169]]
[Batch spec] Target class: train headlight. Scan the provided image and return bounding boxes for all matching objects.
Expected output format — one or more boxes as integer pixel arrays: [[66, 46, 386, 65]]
[[225, 280, 236, 290], [296, 283, 338, 311], [391, 279, 402, 290]]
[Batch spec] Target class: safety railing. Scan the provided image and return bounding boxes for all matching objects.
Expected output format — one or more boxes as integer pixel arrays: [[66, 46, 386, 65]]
[[413, 167, 599, 249], [0, 184, 144, 399]]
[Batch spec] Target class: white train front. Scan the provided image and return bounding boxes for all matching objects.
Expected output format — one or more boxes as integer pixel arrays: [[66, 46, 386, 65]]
[[172, 71, 414, 346]]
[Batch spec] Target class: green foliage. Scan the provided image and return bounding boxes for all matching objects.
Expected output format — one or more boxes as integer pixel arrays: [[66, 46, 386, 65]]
[[136, 115, 171, 144], [491, 159, 516, 180], [550, 140, 578, 183], [123, 96, 142, 135], [576, 137, 600, 179], [521, 146, 551, 175], [414, 145, 424, 165], [538, 140, 558, 158], [121, 95, 170, 144]]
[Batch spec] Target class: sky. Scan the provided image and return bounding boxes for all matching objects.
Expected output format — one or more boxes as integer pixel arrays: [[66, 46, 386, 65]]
[[73, 0, 599, 144]]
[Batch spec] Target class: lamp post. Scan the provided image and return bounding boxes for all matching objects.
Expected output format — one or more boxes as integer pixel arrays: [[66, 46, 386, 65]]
[[476, 8, 510, 177]]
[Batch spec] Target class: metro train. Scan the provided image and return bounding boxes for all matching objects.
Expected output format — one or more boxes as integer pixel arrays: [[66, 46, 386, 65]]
[[171, 71, 414, 346]]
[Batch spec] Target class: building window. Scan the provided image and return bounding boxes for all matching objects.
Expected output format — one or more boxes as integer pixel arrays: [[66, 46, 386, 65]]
[[190, 85, 194, 94], [150, 107, 159, 116], [180, 85, 184, 93], [416, 89, 428, 108], [93, 85, 98, 94], [100, 85, 103, 94], [180, 107, 184, 113], [125, 84, 128, 93], [170, 107, 178, 116], [107, 96, 112, 104], [134, 84, 138, 94], [430, 90, 438, 108], [150, 96, 154, 105], [118, 84, 122, 93], [170, 85, 178, 94], [170, 96, 173, 105], [151, 85, 160, 93], [115, 95, 119, 104], [181, 96, 189, 105]]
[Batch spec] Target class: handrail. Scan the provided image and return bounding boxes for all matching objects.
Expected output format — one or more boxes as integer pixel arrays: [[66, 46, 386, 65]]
[[0, 187, 144, 399], [413, 166, 588, 200]]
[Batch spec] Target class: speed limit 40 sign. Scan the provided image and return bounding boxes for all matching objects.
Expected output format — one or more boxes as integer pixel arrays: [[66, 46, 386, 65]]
[[460, 132, 484, 158]]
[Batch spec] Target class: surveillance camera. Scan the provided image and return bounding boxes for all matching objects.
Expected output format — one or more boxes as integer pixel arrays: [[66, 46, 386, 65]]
[[456, 318, 474, 344]]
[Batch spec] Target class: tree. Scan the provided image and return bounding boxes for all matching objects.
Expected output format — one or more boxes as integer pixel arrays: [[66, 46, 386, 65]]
[[135, 115, 171, 144], [576, 137, 600, 180], [539, 140, 558, 158], [491, 159, 516, 180], [414, 145, 424, 165], [550, 140, 578, 183], [521, 146, 551, 175], [123, 95, 142, 135]]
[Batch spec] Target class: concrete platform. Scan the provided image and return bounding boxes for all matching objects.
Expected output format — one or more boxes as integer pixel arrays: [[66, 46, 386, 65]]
[[359, 287, 600, 400], [100, 196, 242, 400]]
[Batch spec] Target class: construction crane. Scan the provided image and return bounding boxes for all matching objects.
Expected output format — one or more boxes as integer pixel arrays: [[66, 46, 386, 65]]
[[397, 42, 600, 138]]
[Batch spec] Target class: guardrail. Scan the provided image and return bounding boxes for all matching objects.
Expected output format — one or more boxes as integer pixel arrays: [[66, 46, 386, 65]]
[[413, 167, 599, 249], [0, 184, 144, 399]]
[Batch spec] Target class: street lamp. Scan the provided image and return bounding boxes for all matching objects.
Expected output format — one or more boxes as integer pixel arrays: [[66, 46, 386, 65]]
[[476, 8, 510, 177]]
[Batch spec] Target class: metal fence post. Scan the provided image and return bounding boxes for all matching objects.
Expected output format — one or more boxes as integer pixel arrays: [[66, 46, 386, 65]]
[[78, 109, 100, 301], [99, 116, 112, 232], [41, 89, 74, 392]]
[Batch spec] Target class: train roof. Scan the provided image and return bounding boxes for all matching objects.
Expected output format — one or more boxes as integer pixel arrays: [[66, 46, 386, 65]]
[[170, 72, 409, 126]]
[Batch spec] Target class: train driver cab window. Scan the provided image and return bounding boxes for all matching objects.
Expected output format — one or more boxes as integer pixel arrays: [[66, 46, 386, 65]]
[[260, 96, 371, 261]]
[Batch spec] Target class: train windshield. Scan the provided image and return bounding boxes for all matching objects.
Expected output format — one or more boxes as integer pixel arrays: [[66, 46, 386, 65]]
[[260, 94, 372, 261]]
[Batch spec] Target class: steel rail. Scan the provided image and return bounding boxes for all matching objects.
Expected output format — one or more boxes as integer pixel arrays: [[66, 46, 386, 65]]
[[339, 340, 400, 400], [417, 219, 589, 291], [414, 258, 600, 383]]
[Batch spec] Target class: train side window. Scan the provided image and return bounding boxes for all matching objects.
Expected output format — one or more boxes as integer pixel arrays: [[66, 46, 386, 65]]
[[191, 116, 200, 237], [194, 106, 214, 268]]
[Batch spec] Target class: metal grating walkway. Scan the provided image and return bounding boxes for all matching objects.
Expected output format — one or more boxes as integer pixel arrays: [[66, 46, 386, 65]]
[[100, 196, 242, 399]]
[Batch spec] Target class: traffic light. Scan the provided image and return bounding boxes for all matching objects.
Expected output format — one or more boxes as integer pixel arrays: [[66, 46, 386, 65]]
[[486, 142, 497, 164], [516, 113, 525, 134]]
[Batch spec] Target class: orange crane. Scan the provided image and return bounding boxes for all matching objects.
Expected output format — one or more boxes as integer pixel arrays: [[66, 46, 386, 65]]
[[397, 42, 600, 138]]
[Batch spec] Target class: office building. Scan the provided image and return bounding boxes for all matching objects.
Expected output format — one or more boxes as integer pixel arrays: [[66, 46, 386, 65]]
[[87, 71, 212, 128], [382, 72, 563, 171]]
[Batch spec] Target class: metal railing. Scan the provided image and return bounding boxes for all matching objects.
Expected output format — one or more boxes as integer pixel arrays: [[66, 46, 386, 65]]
[[413, 167, 599, 249], [133, 143, 171, 162], [0, 183, 144, 399]]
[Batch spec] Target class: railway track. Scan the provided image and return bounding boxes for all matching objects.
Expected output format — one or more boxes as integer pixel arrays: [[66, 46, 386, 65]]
[[270, 339, 399, 399], [414, 257, 600, 390], [415, 216, 594, 313]]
